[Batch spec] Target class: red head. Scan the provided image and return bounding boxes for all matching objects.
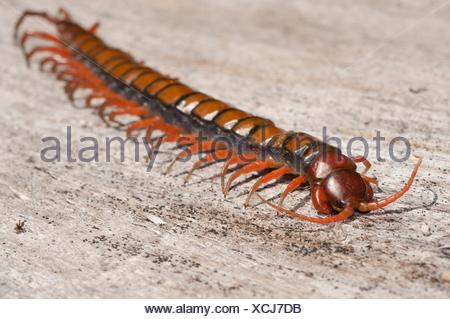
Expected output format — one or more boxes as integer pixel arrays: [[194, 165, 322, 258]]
[[307, 151, 373, 214]]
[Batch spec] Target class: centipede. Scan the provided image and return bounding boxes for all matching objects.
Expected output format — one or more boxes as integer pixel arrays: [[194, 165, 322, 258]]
[[14, 8, 422, 224]]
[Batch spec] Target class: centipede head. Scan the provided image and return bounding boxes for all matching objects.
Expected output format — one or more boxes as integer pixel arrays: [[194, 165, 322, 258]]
[[316, 169, 374, 213], [309, 152, 373, 215]]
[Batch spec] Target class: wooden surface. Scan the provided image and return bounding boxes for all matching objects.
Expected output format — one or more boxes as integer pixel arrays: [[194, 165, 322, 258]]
[[0, 0, 449, 298]]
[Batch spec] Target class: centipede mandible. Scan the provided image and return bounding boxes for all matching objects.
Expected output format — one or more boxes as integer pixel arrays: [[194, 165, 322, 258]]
[[14, 8, 422, 224]]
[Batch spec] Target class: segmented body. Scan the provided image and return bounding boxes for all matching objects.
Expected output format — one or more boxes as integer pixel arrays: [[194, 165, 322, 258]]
[[14, 9, 421, 224], [57, 21, 325, 173]]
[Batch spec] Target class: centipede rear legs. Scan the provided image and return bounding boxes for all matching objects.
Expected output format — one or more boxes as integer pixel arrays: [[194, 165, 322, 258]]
[[14, 9, 58, 41]]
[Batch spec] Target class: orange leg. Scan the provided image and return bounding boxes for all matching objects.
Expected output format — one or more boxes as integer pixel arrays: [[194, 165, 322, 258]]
[[84, 91, 122, 108], [14, 10, 58, 41], [85, 93, 106, 108], [221, 153, 256, 193], [39, 55, 67, 72], [64, 79, 101, 103], [144, 121, 180, 142], [20, 31, 63, 51], [89, 22, 100, 34], [244, 166, 293, 207], [224, 160, 275, 197], [62, 72, 106, 102], [184, 149, 232, 182], [165, 140, 227, 174], [362, 175, 378, 186], [107, 107, 149, 125], [160, 133, 197, 147], [126, 117, 159, 137], [63, 80, 86, 100], [57, 69, 80, 81], [126, 117, 179, 141], [48, 57, 86, 75], [25, 46, 71, 66], [57, 66, 98, 84], [65, 81, 94, 102], [352, 155, 372, 175], [353, 155, 378, 185], [98, 99, 141, 121], [278, 174, 307, 208]]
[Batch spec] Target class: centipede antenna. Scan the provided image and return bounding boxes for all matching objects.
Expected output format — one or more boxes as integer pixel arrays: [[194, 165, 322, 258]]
[[358, 158, 422, 212]]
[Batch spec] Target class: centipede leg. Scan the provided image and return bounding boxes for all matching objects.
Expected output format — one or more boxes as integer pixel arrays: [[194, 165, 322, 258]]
[[89, 22, 100, 34], [61, 69, 107, 102], [108, 107, 149, 125], [126, 117, 159, 137], [25, 46, 71, 66], [84, 91, 126, 108], [162, 133, 197, 145], [57, 63, 98, 82], [278, 174, 306, 208], [85, 93, 106, 108], [165, 140, 227, 174], [221, 153, 256, 192], [98, 99, 141, 121], [64, 81, 93, 101], [144, 121, 180, 142], [64, 78, 102, 103], [47, 56, 85, 74], [20, 31, 63, 52], [244, 166, 293, 206], [224, 160, 276, 197], [184, 149, 232, 182], [14, 10, 58, 42], [39, 55, 67, 72], [352, 155, 372, 175], [362, 175, 378, 186]]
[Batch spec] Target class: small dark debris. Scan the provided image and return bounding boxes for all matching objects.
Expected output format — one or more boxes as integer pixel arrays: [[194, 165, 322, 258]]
[[409, 87, 427, 94], [15, 220, 26, 234]]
